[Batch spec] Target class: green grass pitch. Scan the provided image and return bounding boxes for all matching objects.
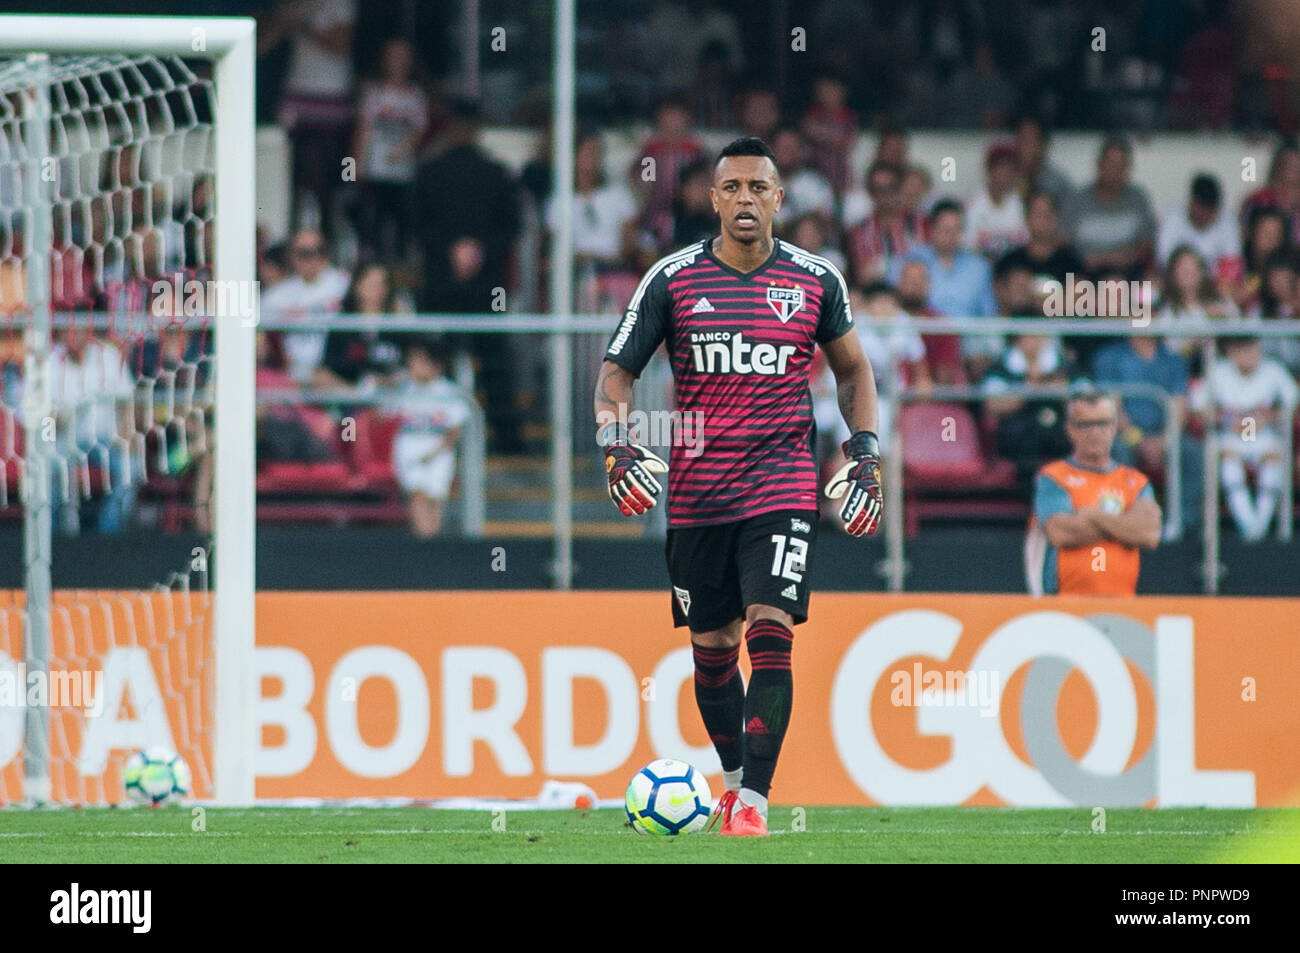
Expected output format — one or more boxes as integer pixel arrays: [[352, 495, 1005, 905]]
[[3, 806, 1298, 863]]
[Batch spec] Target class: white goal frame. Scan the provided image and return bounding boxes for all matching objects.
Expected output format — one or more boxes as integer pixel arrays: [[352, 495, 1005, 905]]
[[0, 15, 256, 805]]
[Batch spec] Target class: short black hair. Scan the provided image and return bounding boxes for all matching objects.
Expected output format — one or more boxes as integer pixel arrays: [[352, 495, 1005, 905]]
[[1100, 134, 1133, 161], [405, 334, 449, 365], [715, 136, 778, 171], [928, 198, 965, 225], [866, 160, 904, 187], [1024, 189, 1058, 213], [1190, 173, 1222, 208], [993, 251, 1033, 283], [862, 280, 900, 300]]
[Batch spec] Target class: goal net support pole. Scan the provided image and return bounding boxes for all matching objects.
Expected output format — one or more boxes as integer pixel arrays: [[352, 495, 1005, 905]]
[[0, 15, 257, 805]]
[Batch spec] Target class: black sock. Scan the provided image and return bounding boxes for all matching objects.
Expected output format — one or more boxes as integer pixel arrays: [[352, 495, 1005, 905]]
[[691, 641, 744, 773], [741, 619, 793, 798]]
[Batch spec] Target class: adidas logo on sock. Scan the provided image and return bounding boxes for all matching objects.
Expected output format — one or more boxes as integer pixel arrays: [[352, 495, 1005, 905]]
[[691, 297, 715, 313], [780, 583, 798, 600], [746, 716, 770, 735]]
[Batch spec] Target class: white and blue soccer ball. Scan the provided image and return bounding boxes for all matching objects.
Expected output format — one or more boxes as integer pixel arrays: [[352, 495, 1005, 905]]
[[123, 747, 192, 806], [625, 758, 712, 835]]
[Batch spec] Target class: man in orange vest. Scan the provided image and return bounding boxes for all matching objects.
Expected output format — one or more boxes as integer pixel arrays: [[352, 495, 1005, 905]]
[[1027, 390, 1162, 595]]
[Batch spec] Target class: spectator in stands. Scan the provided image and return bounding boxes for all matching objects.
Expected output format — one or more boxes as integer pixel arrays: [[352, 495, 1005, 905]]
[[318, 261, 407, 391], [964, 140, 1028, 260], [1029, 391, 1162, 597], [842, 125, 912, 229], [351, 36, 428, 264], [259, 240, 291, 288], [263, 0, 357, 235], [943, 42, 1017, 129], [1250, 251, 1300, 375], [546, 132, 638, 269], [788, 213, 847, 273], [1000, 190, 1086, 288], [392, 337, 470, 538], [902, 163, 935, 219], [1065, 137, 1157, 281], [846, 161, 923, 285], [1239, 143, 1300, 247], [48, 327, 137, 534], [636, 94, 705, 250], [691, 39, 737, 129], [982, 332, 1080, 488], [1153, 245, 1238, 372], [771, 126, 836, 226], [1091, 334, 1201, 538], [672, 159, 718, 247], [1249, 250, 1298, 319], [1157, 173, 1242, 277], [801, 72, 858, 195], [1238, 205, 1292, 312], [898, 259, 965, 385], [414, 98, 522, 453], [259, 228, 350, 385], [1013, 115, 1074, 213], [875, 125, 910, 170], [1194, 336, 1299, 541], [892, 199, 999, 371], [738, 87, 781, 142]]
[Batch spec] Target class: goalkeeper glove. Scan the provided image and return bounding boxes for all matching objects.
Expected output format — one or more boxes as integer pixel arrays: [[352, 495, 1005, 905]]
[[824, 430, 883, 537], [599, 423, 668, 516]]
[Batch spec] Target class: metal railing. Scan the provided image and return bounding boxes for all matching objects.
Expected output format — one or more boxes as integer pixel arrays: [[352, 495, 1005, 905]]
[[252, 313, 1300, 593]]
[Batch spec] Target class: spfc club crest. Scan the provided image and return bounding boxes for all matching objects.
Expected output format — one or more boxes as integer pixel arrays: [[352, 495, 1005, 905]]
[[766, 284, 805, 324]]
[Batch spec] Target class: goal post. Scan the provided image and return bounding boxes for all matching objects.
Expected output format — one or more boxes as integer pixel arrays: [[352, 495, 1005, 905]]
[[0, 15, 256, 806]]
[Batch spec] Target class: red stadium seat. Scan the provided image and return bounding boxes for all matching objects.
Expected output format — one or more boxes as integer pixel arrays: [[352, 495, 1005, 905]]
[[900, 402, 987, 482], [347, 409, 403, 494], [899, 402, 1021, 536]]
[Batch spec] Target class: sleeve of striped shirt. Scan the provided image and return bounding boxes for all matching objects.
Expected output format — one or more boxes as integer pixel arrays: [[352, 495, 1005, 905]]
[[815, 263, 855, 344], [604, 265, 671, 378]]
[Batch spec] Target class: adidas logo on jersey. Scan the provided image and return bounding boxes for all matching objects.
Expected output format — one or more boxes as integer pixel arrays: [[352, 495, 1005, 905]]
[[689, 331, 796, 375], [781, 583, 798, 601], [690, 297, 715, 313]]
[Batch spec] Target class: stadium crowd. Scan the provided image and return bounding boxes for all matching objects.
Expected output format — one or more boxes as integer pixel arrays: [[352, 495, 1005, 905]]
[[4, 0, 1299, 542]]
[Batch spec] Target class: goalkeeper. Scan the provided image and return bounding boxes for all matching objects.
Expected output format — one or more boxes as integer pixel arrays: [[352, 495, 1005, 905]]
[[594, 137, 881, 837]]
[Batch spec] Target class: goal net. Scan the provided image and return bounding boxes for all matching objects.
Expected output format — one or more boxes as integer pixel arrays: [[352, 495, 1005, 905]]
[[0, 21, 255, 806]]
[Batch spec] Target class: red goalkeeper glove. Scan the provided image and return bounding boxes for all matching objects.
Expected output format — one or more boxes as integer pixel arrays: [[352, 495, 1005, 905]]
[[600, 424, 668, 516], [824, 430, 883, 537]]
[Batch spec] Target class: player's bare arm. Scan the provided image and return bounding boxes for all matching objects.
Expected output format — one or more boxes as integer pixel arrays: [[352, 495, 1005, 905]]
[[821, 329, 879, 436], [821, 330, 884, 537], [594, 358, 635, 425]]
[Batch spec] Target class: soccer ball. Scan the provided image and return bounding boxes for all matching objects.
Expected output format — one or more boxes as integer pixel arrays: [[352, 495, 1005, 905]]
[[123, 748, 192, 806], [625, 758, 712, 835]]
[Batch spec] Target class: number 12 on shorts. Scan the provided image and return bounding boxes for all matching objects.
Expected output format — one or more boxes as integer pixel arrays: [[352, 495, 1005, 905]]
[[769, 534, 807, 583]]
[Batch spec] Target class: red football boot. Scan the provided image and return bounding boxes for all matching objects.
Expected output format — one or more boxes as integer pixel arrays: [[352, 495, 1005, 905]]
[[721, 802, 768, 837], [707, 789, 739, 833]]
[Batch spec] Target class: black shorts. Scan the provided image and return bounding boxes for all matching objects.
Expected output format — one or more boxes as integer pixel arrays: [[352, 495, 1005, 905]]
[[665, 509, 819, 632]]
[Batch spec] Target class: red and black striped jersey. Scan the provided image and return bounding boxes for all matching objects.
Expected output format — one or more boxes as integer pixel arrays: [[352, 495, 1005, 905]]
[[604, 237, 854, 527]]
